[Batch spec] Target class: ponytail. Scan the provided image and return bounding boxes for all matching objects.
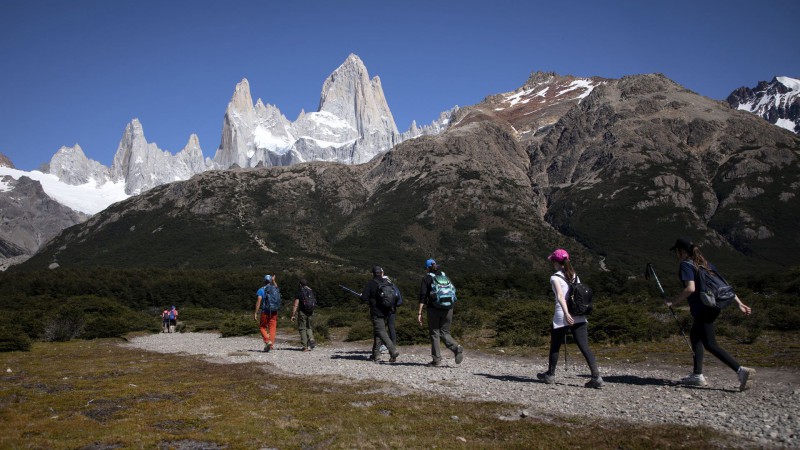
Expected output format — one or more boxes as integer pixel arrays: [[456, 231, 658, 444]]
[[690, 245, 709, 270], [562, 259, 577, 283]]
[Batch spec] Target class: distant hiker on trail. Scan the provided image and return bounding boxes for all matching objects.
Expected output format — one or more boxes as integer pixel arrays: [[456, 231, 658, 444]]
[[161, 307, 170, 333], [291, 278, 316, 352], [537, 249, 603, 388], [417, 259, 463, 367], [361, 266, 400, 363], [667, 238, 755, 391], [168, 306, 178, 332], [254, 274, 281, 353]]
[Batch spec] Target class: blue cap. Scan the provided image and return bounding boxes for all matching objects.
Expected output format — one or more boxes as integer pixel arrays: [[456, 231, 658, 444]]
[[425, 259, 436, 269], [264, 275, 272, 282]]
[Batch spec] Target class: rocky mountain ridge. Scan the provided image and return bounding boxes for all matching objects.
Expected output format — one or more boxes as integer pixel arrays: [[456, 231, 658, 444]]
[[20, 72, 800, 275], [728, 76, 800, 134]]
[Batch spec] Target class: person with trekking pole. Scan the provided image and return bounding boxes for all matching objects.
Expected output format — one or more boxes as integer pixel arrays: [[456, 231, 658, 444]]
[[361, 266, 400, 363], [291, 278, 316, 352], [537, 249, 604, 388], [667, 238, 755, 391], [417, 259, 463, 367], [254, 274, 281, 353]]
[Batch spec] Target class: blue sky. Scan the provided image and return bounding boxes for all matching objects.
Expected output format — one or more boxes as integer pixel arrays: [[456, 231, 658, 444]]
[[1, 0, 798, 171]]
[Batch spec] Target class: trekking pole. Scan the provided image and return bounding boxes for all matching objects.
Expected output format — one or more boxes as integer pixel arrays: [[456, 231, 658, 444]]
[[645, 263, 694, 355], [339, 285, 361, 298]]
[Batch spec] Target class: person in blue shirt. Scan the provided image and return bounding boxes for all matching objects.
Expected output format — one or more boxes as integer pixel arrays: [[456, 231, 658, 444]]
[[666, 238, 755, 391], [254, 274, 281, 352]]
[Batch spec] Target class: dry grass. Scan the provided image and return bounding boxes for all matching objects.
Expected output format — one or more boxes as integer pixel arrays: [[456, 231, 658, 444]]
[[0, 338, 742, 449]]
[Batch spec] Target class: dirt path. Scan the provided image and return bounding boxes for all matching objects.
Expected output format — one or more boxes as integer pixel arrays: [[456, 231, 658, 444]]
[[127, 332, 800, 448]]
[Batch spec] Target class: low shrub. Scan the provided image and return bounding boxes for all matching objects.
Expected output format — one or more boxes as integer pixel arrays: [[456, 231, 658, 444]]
[[0, 326, 32, 352], [493, 300, 552, 347], [220, 314, 258, 337]]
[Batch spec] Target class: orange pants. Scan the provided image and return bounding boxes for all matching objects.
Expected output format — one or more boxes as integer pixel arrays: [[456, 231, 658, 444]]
[[259, 311, 278, 343]]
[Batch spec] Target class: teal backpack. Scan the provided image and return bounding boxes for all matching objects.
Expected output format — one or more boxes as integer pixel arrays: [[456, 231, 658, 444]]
[[429, 272, 456, 309]]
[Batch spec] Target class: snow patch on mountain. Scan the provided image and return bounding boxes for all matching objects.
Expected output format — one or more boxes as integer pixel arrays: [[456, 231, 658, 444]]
[[728, 76, 800, 134], [0, 167, 128, 215]]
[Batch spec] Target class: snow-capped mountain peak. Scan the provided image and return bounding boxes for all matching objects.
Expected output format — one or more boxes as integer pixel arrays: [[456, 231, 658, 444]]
[[727, 76, 800, 134]]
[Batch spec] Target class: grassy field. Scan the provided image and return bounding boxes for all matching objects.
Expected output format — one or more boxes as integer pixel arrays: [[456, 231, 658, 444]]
[[0, 337, 756, 449]]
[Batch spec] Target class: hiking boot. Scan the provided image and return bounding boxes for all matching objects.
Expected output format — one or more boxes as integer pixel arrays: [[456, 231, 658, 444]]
[[585, 376, 604, 389], [426, 360, 442, 367], [680, 373, 708, 387], [302, 347, 310, 352], [380, 344, 388, 354], [389, 352, 399, 363], [263, 342, 271, 352], [738, 366, 755, 392], [454, 345, 464, 364], [309, 340, 316, 350], [537, 372, 555, 384]]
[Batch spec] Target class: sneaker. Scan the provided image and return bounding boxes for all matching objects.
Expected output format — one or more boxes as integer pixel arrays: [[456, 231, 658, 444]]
[[454, 345, 464, 364], [585, 376, 604, 389], [426, 360, 442, 367], [738, 366, 755, 392], [389, 351, 399, 363], [309, 341, 316, 350], [380, 344, 388, 354], [680, 373, 708, 387], [263, 343, 270, 352], [537, 372, 555, 384]]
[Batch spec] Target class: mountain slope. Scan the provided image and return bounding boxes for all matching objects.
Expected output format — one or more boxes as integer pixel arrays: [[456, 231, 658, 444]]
[[18, 73, 800, 275]]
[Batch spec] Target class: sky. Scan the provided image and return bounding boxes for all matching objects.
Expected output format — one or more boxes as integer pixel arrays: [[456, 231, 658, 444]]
[[1, 0, 798, 171]]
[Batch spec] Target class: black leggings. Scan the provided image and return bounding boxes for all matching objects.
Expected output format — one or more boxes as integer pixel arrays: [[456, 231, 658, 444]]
[[547, 322, 599, 378], [691, 307, 740, 374]]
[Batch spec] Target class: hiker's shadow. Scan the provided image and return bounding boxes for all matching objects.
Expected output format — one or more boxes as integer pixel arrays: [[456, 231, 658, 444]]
[[601, 375, 671, 386], [601, 375, 735, 391], [474, 373, 537, 383]]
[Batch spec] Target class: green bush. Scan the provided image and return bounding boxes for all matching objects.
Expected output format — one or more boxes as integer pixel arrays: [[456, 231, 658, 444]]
[[42, 307, 86, 342], [326, 312, 357, 328], [345, 320, 373, 342], [494, 300, 552, 347], [588, 302, 673, 344], [0, 326, 32, 352], [220, 314, 258, 337]]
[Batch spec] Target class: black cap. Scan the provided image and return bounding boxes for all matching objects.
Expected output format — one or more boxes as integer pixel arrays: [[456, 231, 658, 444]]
[[372, 265, 383, 275], [669, 238, 693, 252]]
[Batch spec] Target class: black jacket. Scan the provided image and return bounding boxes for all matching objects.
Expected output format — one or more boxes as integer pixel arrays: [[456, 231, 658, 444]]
[[362, 276, 389, 318]]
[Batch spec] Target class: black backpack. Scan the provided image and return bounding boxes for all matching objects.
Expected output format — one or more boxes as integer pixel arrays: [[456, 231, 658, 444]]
[[300, 286, 316, 314], [696, 265, 735, 309], [376, 279, 398, 310], [554, 273, 593, 316]]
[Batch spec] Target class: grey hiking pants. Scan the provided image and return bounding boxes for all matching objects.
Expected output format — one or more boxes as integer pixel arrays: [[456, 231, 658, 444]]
[[297, 310, 314, 348], [427, 306, 459, 362], [372, 315, 397, 359]]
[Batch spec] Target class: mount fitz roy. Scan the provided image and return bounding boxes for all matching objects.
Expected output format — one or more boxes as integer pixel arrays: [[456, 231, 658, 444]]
[[50, 54, 454, 196]]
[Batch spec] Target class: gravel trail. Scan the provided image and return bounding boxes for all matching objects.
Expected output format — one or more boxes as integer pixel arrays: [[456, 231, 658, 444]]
[[127, 332, 799, 448]]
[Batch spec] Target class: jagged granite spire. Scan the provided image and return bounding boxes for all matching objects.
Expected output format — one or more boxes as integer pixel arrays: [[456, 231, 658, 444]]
[[112, 119, 206, 194], [49, 144, 109, 185]]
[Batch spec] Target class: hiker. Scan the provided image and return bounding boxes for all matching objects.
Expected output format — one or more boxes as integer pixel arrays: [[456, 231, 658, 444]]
[[161, 307, 170, 333], [168, 306, 178, 332], [371, 272, 401, 359], [254, 274, 281, 352], [417, 259, 463, 367], [291, 278, 316, 352], [667, 238, 755, 391], [537, 249, 604, 388], [361, 266, 400, 363]]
